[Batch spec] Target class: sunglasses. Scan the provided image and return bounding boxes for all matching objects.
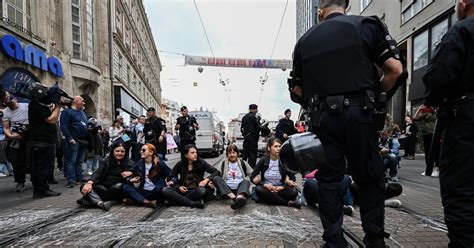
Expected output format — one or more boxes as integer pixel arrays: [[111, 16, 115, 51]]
[[140, 149, 148, 153]]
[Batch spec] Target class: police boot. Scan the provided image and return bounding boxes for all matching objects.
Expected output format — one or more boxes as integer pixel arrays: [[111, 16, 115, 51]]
[[363, 234, 387, 248]]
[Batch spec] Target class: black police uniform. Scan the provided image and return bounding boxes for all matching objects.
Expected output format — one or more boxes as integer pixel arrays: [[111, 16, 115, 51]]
[[176, 115, 198, 151], [143, 116, 165, 154], [241, 112, 260, 168], [275, 117, 296, 143], [423, 16, 474, 247], [292, 13, 398, 247]]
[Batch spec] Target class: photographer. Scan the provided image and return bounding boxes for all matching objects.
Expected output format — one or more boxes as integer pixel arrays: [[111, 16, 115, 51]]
[[175, 106, 198, 152], [2, 92, 29, 192], [60, 96, 89, 188], [28, 97, 62, 198]]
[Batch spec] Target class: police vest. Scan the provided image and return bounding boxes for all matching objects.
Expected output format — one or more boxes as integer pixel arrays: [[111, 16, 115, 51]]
[[300, 15, 379, 100]]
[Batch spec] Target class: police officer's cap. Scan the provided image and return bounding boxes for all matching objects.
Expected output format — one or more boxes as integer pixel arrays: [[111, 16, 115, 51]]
[[249, 104, 258, 110], [147, 107, 156, 112], [181, 106, 188, 111]]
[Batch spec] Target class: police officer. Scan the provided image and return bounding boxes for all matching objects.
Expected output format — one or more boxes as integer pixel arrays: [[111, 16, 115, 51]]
[[423, 1, 474, 246], [275, 109, 297, 143], [143, 107, 166, 158], [241, 104, 260, 168], [175, 106, 199, 151], [290, 0, 404, 247]]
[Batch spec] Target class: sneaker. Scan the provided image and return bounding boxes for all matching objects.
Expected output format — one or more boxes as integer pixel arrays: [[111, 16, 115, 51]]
[[343, 205, 354, 216], [144, 199, 157, 209], [391, 176, 399, 182], [190, 200, 205, 209], [421, 172, 426, 176], [66, 183, 74, 188], [0, 173, 6, 177], [384, 199, 402, 208], [288, 200, 302, 209], [231, 196, 247, 210], [15, 183, 25, 192], [431, 170, 439, 178], [98, 201, 112, 211]]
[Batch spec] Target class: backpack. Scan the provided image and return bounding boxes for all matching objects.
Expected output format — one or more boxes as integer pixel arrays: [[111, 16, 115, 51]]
[[221, 159, 247, 176]]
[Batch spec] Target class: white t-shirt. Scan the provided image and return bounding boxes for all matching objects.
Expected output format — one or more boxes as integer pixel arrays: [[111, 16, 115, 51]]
[[226, 161, 244, 190], [264, 159, 282, 186], [144, 162, 155, 191], [2, 103, 29, 130]]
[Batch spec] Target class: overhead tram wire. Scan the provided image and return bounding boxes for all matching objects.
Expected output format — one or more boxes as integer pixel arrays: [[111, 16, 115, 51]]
[[258, 0, 289, 105], [193, 0, 233, 112]]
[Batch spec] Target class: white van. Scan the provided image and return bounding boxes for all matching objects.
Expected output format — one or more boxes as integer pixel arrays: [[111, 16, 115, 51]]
[[189, 111, 225, 157], [231, 120, 268, 157]]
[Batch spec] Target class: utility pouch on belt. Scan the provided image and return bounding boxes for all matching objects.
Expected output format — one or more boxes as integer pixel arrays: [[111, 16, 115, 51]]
[[326, 95, 345, 114], [362, 90, 375, 112]]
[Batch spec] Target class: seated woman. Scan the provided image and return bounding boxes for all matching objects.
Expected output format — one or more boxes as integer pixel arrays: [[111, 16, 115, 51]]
[[122, 143, 171, 208], [212, 144, 253, 210], [250, 138, 300, 208], [162, 144, 220, 208], [77, 142, 130, 211]]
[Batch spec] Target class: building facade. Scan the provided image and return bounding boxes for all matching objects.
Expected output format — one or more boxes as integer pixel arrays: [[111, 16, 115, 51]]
[[160, 98, 181, 134], [347, 0, 456, 124], [0, 0, 161, 127], [296, 0, 319, 39]]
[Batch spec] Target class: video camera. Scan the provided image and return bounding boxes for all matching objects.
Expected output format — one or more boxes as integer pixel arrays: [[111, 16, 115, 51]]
[[9, 81, 72, 105], [11, 123, 28, 135]]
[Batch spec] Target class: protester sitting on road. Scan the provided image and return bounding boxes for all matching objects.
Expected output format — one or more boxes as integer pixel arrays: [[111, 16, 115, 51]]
[[250, 138, 300, 208], [303, 171, 355, 215], [379, 131, 400, 182], [122, 143, 170, 208], [212, 144, 253, 210], [162, 144, 220, 208], [76, 141, 131, 211]]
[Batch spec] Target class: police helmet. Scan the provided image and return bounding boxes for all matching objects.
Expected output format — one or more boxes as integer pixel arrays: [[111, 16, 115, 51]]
[[259, 121, 271, 137], [280, 132, 326, 176]]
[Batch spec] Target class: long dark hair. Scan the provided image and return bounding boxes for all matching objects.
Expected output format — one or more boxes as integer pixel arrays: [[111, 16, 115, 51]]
[[180, 144, 199, 166], [108, 142, 128, 169], [142, 143, 160, 178]]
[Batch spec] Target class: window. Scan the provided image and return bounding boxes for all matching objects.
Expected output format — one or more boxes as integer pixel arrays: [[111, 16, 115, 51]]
[[125, 23, 130, 50], [413, 30, 428, 70], [86, 0, 94, 64], [450, 12, 457, 26], [360, 0, 371, 11], [71, 0, 81, 59], [402, 0, 434, 24], [127, 65, 130, 84], [118, 53, 123, 78], [5, 0, 31, 31], [115, 7, 122, 34], [431, 19, 448, 55]]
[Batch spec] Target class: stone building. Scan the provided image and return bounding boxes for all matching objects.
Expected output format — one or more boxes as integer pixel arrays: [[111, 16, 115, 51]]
[[0, 0, 161, 126]]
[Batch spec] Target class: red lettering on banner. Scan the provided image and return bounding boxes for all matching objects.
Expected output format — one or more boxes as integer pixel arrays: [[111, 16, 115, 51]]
[[228, 59, 235, 65], [208, 58, 215, 65]]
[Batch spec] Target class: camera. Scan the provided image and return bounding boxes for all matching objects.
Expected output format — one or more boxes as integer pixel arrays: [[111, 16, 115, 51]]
[[11, 123, 28, 135], [9, 81, 72, 105]]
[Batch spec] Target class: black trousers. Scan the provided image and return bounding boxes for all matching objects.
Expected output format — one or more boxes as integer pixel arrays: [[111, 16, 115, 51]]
[[79, 183, 124, 206], [162, 186, 208, 206], [30, 144, 56, 193], [254, 185, 298, 206], [212, 176, 250, 198], [178, 139, 195, 152], [405, 135, 417, 157], [423, 133, 440, 176], [314, 107, 386, 247], [242, 136, 258, 168], [7, 140, 28, 184]]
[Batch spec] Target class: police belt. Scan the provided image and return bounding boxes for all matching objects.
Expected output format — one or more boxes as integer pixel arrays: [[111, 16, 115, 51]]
[[309, 94, 365, 111]]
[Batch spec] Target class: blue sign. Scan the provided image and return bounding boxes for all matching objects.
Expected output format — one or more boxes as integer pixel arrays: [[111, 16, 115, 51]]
[[0, 34, 62, 77], [0, 67, 38, 103]]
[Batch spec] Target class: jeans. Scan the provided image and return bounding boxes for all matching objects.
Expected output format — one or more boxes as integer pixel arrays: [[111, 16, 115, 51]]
[[303, 175, 353, 207], [87, 155, 101, 173], [122, 184, 164, 204], [0, 162, 13, 175], [383, 154, 398, 177], [65, 142, 86, 184], [30, 144, 56, 193]]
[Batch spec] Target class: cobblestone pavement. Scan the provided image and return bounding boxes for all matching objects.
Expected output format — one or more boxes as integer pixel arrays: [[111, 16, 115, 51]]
[[0, 153, 450, 247]]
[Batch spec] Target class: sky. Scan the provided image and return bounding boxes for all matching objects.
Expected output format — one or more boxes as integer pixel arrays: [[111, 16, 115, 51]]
[[144, 0, 300, 128]]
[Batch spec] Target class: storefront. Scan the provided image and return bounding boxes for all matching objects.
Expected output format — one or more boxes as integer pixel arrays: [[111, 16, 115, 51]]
[[114, 86, 147, 124]]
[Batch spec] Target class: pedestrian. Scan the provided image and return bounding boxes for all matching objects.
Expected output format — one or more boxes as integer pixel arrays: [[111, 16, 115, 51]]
[[0, 108, 13, 177], [379, 131, 400, 182], [60, 96, 89, 188], [122, 143, 171, 208], [131, 115, 146, 162], [2, 93, 29, 192], [144, 107, 166, 159], [86, 118, 103, 175], [414, 105, 439, 177], [275, 109, 297, 143], [289, 0, 404, 246], [250, 138, 300, 208], [402, 115, 418, 159], [295, 121, 305, 133], [166, 131, 177, 154], [162, 144, 220, 209], [28, 97, 62, 198], [108, 120, 123, 146], [241, 104, 260, 168], [175, 106, 199, 152], [422, 1, 474, 246], [212, 144, 253, 210]]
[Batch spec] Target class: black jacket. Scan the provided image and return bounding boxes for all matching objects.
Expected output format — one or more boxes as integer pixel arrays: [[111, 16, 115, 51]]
[[129, 159, 171, 190], [89, 159, 131, 187], [250, 155, 296, 186], [169, 158, 221, 186], [275, 118, 296, 142]]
